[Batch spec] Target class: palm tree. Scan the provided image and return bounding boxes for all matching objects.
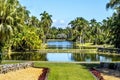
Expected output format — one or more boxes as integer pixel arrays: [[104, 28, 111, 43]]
[[90, 19, 101, 45], [106, 0, 120, 9], [69, 17, 88, 44], [0, 0, 26, 62], [0, 0, 16, 62], [101, 17, 113, 45], [28, 16, 39, 27], [40, 11, 53, 43], [106, 0, 120, 48]]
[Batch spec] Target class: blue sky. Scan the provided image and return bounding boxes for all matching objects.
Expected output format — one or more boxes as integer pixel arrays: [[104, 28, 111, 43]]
[[19, 0, 113, 28]]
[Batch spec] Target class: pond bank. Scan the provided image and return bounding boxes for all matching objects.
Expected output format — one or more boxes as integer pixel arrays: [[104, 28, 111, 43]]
[[34, 49, 97, 53]]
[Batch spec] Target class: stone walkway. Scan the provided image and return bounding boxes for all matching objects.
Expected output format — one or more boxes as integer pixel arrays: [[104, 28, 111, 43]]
[[97, 68, 120, 80], [0, 67, 43, 80], [101, 73, 120, 80]]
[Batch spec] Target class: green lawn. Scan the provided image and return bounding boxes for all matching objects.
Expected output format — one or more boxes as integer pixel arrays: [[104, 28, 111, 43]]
[[34, 62, 96, 80], [76, 43, 114, 48]]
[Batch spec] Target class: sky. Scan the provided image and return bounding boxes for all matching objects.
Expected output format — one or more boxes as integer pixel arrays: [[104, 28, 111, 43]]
[[19, 0, 114, 28]]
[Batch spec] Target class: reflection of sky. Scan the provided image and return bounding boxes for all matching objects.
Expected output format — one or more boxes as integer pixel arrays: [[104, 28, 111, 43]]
[[46, 53, 115, 62], [46, 41, 118, 62], [47, 53, 74, 62], [99, 56, 112, 62], [47, 41, 73, 49], [85, 58, 91, 62]]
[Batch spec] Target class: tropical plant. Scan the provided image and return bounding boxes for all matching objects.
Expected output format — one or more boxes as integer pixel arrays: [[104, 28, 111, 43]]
[[106, 0, 120, 48], [0, 0, 23, 62], [40, 11, 53, 43], [12, 26, 42, 51], [106, 0, 120, 9], [69, 17, 88, 43], [90, 19, 102, 44]]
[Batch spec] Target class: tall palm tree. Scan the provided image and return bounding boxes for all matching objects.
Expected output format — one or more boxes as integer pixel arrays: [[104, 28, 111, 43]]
[[0, 0, 16, 62], [28, 16, 39, 27], [90, 19, 101, 45], [106, 0, 120, 9], [40, 11, 53, 43], [0, 0, 25, 62], [69, 17, 88, 43], [101, 17, 113, 44], [106, 0, 120, 48]]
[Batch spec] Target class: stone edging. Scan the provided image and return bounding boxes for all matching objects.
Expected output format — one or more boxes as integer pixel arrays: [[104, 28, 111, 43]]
[[0, 62, 34, 74]]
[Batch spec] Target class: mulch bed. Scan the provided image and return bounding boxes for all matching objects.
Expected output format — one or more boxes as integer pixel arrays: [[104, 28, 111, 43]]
[[38, 68, 49, 80], [90, 68, 104, 80]]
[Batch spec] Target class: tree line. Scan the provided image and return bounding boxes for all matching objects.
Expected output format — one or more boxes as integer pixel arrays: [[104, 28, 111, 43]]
[[48, 0, 120, 49], [0, 0, 53, 62], [0, 0, 120, 63]]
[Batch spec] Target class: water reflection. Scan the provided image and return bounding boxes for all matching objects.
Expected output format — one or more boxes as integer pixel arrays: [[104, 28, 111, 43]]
[[4, 52, 120, 62], [47, 41, 73, 49], [73, 53, 120, 62], [47, 53, 74, 62], [8, 52, 47, 61]]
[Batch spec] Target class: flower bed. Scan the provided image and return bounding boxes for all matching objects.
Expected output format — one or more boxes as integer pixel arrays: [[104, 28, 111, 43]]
[[90, 68, 104, 80], [38, 68, 49, 80]]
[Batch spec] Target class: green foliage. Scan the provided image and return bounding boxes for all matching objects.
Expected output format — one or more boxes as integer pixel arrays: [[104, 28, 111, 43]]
[[0, 0, 51, 56], [40, 11, 53, 42], [110, 13, 120, 48], [106, 0, 120, 48], [47, 27, 71, 39], [12, 26, 42, 51]]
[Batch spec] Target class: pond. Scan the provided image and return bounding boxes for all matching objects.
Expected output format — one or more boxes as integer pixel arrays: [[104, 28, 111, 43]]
[[5, 52, 120, 62], [5, 40, 120, 62], [47, 40, 73, 49]]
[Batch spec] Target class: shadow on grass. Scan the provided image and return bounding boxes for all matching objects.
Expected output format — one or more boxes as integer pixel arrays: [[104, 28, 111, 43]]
[[79, 63, 100, 69]]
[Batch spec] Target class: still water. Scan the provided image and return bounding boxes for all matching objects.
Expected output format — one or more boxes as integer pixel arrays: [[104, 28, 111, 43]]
[[5, 52, 120, 62], [6, 40, 120, 62], [47, 40, 73, 49]]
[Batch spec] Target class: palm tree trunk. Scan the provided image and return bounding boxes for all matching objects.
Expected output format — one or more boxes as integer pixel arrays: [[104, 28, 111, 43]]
[[80, 36, 82, 49], [8, 46, 11, 59], [43, 35, 46, 43]]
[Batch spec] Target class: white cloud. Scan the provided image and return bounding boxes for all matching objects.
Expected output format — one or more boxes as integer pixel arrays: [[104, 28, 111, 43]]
[[52, 19, 67, 28], [53, 19, 57, 23], [60, 20, 65, 24]]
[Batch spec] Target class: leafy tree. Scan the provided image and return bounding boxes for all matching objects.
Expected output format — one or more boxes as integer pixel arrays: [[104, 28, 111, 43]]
[[12, 26, 42, 51], [28, 16, 39, 27], [101, 17, 113, 44], [69, 17, 88, 43], [0, 0, 23, 62], [106, 0, 120, 9], [90, 19, 101, 44], [106, 0, 120, 48], [40, 11, 53, 43]]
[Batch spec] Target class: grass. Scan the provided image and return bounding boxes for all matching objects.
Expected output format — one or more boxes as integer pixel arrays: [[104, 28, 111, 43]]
[[34, 62, 96, 80], [36, 49, 97, 53], [76, 43, 114, 48], [1, 61, 98, 80]]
